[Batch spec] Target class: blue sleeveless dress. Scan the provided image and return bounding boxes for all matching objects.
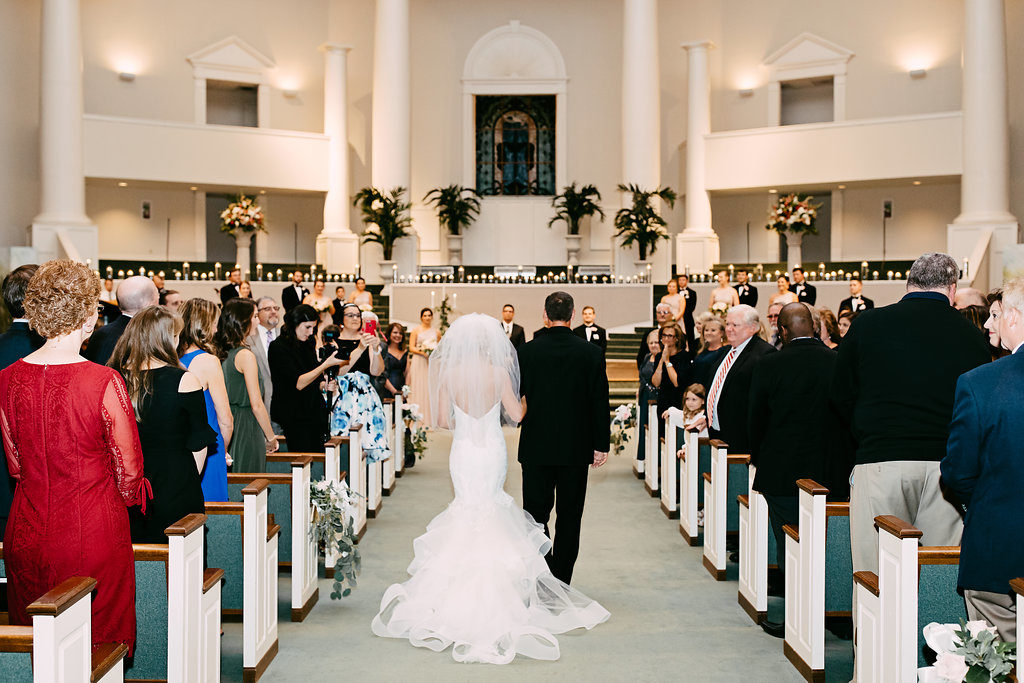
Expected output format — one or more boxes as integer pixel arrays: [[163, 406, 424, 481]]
[[181, 349, 228, 501]]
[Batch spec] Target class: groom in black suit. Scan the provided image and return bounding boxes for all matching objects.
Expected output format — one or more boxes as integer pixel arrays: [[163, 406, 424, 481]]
[[518, 291, 610, 584]]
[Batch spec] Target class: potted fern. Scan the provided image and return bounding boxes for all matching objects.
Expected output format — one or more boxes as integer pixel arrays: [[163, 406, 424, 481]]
[[614, 184, 677, 264], [353, 187, 413, 279], [549, 183, 604, 266], [424, 185, 481, 266]]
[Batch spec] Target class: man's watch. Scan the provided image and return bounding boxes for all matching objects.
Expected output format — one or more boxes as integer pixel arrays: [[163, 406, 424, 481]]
[[665, 361, 673, 368]]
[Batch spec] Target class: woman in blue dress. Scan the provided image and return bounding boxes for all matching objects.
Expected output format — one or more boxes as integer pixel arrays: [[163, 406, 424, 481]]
[[177, 298, 233, 501]]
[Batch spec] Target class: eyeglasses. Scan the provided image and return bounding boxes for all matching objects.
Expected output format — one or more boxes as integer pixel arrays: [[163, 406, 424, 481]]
[[258, 306, 280, 312], [661, 333, 677, 338], [343, 313, 361, 319], [767, 314, 779, 320]]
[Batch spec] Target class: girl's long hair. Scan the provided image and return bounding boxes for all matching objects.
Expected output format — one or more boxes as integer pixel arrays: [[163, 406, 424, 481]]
[[214, 298, 257, 360], [177, 297, 219, 356], [108, 305, 184, 417]]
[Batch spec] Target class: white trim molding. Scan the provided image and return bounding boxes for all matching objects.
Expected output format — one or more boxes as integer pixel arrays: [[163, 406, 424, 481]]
[[187, 35, 276, 127], [764, 32, 854, 125]]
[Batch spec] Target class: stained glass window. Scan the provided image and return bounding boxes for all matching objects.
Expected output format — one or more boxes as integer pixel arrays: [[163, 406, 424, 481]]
[[475, 95, 555, 196]]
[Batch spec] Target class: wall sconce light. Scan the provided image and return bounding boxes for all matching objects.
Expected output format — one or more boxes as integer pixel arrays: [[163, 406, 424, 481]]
[[909, 68, 927, 79], [118, 72, 136, 82], [117, 181, 128, 187], [912, 180, 922, 185], [768, 188, 778, 194], [838, 184, 846, 190], [283, 89, 299, 98], [738, 88, 754, 97]]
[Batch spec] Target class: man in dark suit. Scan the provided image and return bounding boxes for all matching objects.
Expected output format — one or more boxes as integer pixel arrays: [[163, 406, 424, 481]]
[[518, 291, 609, 584], [747, 303, 841, 637], [220, 268, 241, 304], [941, 277, 1024, 641], [636, 302, 673, 368], [734, 269, 758, 307], [704, 304, 775, 454], [281, 270, 309, 313], [676, 274, 697, 352], [83, 275, 159, 365], [838, 278, 874, 314], [500, 304, 526, 350], [573, 305, 607, 355], [832, 253, 990, 629], [330, 286, 347, 326], [791, 267, 816, 305], [0, 264, 43, 542]]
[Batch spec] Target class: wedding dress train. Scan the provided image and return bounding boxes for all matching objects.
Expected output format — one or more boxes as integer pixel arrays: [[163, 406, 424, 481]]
[[371, 403, 609, 664]]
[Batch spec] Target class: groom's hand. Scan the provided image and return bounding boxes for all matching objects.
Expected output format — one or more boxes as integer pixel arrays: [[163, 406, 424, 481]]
[[592, 451, 608, 468]]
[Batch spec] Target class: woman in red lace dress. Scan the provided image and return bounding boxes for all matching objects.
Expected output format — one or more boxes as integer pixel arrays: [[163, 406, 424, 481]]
[[0, 260, 150, 653]]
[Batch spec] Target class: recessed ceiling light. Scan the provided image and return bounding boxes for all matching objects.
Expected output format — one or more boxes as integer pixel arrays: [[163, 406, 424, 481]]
[[117, 182, 127, 187], [912, 180, 922, 186]]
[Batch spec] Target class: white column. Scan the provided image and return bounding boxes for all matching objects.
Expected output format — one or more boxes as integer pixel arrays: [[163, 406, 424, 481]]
[[948, 0, 1018, 288], [316, 43, 359, 274], [676, 41, 720, 274], [31, 0, 97, 265], [371, 0, 417, 283]]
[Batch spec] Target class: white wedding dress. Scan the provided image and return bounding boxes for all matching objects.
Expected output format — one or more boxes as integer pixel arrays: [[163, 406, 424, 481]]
[[370, 398, 610, 664]]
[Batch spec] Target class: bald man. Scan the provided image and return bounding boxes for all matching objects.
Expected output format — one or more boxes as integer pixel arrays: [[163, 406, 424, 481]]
[[747, 303, 847, 637], [84, 275, 159, 365]]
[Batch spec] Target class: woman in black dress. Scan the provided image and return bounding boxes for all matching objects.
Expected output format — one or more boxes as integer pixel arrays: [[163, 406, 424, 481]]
[[381, 322, 408, 398], [268, 304, 344, 453], [651, 322, 692, 438], [109, 306, 217, 543]]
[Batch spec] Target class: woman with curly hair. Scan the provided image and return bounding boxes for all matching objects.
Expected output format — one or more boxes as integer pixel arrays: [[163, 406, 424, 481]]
[[109, 307, 216, 543], [216, 298, 278, 472], [178, 298, 233, 500], [0, 259, 150, 653]]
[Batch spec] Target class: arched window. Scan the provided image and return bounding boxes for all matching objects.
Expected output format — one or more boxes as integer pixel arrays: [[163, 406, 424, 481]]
[[476, 95, 555, 196]]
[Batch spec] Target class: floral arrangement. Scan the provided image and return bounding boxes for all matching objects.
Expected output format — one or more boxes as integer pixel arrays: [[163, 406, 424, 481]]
[[610, 402, 637, 456], [919, 620, 1016, 683], [219, 195, 266, 235], [309, 479, 361, 599], [401, 388, 429, 460], [417, 333, 439, 358], [765, 193, 821, 236], [437, 295, 453, 335], [710, 301, 729, 317]]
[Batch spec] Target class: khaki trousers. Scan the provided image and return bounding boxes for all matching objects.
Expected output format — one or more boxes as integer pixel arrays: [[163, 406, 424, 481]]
[[965, 590, 1017, 643]]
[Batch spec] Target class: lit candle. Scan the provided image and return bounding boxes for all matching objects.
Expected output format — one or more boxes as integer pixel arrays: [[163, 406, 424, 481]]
[[392, 263, 398, 282], [452, 292, 457, 309], [256, 263, 263, 279], [127, 270, 134, 277], [430, 290, 436, 308], [106, 266, 113, 278], [887, 271, 894, 280], [872, 270, 879, 280], [895, 271, 902, 279], [191, 271, 198, 279], [214, 262, 222, 280], [201, 272, 207, 280]]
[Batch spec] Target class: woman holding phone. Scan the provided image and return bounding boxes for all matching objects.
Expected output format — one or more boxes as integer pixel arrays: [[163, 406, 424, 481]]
[[330, 303, 390, 463]]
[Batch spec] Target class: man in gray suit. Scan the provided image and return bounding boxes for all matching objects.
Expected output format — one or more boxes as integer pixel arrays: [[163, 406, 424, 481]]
[[248, 296, 282, 432]]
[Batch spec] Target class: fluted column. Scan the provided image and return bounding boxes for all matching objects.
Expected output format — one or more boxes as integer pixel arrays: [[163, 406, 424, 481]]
[[948, 0, 1018, 288], [316, 43, 359, 274], [675, 41, 719, 273], [31, 0, 97, 265], [371, 0, 417, 282]]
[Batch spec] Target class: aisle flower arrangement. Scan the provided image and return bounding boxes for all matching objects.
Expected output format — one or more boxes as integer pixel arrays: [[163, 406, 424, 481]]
[[610, 402, 637, 456], [219, 195, 266, 235], [919, 620, 1016, 682], [765, 193, 820, 235], [309, 479, 361, 599], [402, 385, 429, 460]]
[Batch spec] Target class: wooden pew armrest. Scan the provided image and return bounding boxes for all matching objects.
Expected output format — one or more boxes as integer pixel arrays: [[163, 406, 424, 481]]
[[227, 472, 292, 485], [91, 642, 128, 682], [325, 436, 347, 447], [164, 513, 206, 537], [0, 625, 33, 652], [796, 479, 829, 496], [267, 453, 324, 464], [826, 502, 850, 516], [697, 437, 711, 446], [1010, 578, 1024, 597], [738, 494, 749, 508], [205, 502, 244, 515], [702, 472, 712, 483], [709, 439, 728, 449], [26, 576, 97, 616], [203, 568, 225, 594], [853, 570, 880, 597], [918, 547, 961, 565], [874, 515, 923, 540], [783, 524, 799, 542], [727, 453, 749, 465]]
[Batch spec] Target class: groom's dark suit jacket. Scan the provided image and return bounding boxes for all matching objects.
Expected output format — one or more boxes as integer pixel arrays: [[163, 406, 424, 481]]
[[517, 326, 609, 466]]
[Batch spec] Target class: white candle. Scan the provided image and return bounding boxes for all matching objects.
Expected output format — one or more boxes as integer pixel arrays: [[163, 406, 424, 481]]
[[431, 290, 436, 308]]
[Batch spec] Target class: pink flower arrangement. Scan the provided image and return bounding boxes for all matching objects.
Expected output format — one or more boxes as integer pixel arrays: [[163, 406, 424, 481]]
[[219, 195, 266, 235], [765, 193, 820, 235]]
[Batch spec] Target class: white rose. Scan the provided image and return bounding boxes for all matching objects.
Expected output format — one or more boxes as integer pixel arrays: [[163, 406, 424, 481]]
[[933, 652, 969, 682], [965, 620, 997, 640]]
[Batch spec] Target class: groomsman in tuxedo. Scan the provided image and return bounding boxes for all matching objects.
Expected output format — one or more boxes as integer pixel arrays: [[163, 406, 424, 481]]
[[248, 296, 282, 431], [791, 267, 816, 305], [573, 305, 607, 355], [501, 304, 526, 349], [704, 305, 775, 454], [220, 268, 241, 304], [839, 278, 874, 314], [734, 269, 758, 307], [281, 270, 309, 313], [331, 286, 347, 325], [747, 303, 841, 637], [941, 276, 1024, 641], [518, 291, 609, 584], [0, 264, 43, 543], [84, 275, 159, 365], [676, 274, 697, 352]]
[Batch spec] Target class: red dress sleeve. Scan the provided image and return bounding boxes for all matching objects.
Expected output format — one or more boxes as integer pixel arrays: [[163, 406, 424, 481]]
[[1, 403, 20, 481], [101, 373, 152, 512]]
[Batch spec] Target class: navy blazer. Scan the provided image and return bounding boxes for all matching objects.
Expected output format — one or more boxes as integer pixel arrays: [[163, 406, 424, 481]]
[[83, 314, 130, 366], [942, 349, 1024, 594], [0, 321, 44, 540]]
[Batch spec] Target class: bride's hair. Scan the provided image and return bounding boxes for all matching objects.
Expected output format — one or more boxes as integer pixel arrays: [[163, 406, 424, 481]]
[[428, 313, 521, 429]]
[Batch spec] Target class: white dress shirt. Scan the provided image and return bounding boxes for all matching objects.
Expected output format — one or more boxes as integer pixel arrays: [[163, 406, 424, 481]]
[[707, 336, 752, 431]]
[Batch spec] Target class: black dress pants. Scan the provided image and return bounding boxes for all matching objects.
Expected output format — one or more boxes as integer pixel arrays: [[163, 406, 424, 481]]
[[762, 493, 799, 577], [521, 464, 590, 585]]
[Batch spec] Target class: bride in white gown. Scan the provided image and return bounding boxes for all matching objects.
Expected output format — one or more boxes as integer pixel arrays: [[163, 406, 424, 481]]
[[371, 313, 609, 664]]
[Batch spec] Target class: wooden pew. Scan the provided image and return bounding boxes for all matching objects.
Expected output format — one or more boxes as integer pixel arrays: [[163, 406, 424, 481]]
[[381, 398, 396, 495], [659, 411, 683, 519], [643, 399, 659, 495], [206, 481, 280, 683], [702, 440, 748, 580], [329, 432, 367, 541], [1013, 578, 1024, 643], [780, 481, 852, 681], [393, 395, 405, 478], [367, 449, 383, 519], [738, 463, 770, 624], [0, 575, 127, 683], [678, 430, 712, 546], [229, 456, 320, 622], [853, 515, 965, 682], [632, 398, 647, 479]]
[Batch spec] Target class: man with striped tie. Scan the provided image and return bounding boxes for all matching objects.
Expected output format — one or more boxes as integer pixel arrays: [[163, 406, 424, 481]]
[[705, 305, 775, 454]]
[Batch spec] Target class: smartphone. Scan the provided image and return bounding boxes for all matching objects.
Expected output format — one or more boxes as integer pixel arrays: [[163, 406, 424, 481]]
[[362, 319, 378, 337]]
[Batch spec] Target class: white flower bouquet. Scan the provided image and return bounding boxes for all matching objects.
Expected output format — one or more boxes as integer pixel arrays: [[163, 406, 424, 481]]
[[710, 301, 729, 317], [766, 193, 820, 236], [219, 194, 266, 235], [610, 402, 637, 456], [309, 479, 361, 598], [918, 620, 1016, 682], [402, 402, 429, 459]]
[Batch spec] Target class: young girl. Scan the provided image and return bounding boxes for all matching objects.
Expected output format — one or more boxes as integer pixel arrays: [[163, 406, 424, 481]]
[[662, 383, 707, 460]]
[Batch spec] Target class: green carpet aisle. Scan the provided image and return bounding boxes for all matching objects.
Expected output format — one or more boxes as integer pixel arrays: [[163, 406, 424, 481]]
[[220, 428, 805, 681]]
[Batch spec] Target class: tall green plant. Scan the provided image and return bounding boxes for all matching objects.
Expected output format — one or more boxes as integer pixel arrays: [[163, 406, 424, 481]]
[[423, 185, 481, 236], [353, 186, 413, 261], [613, 184, 677, 261], [548, 182, 605, 235]]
